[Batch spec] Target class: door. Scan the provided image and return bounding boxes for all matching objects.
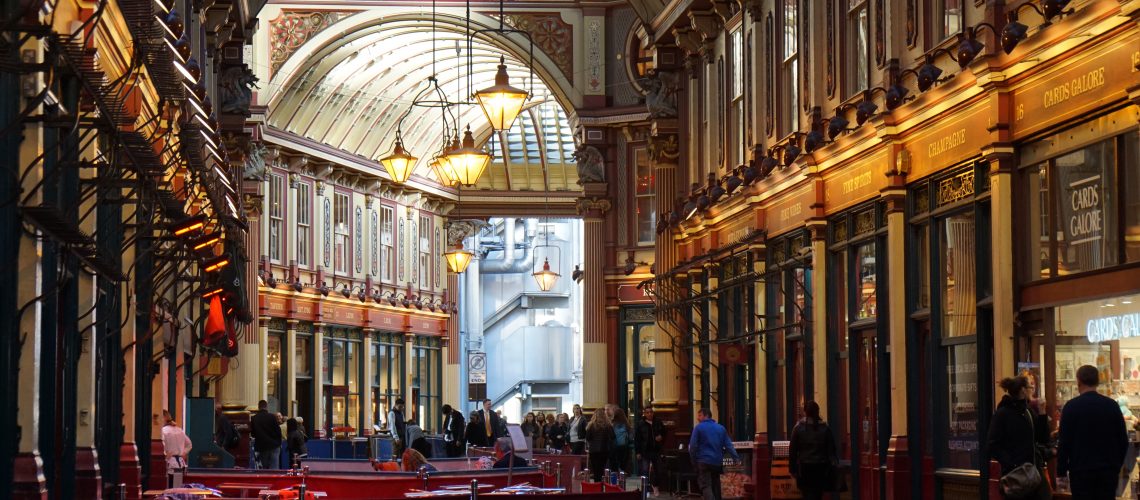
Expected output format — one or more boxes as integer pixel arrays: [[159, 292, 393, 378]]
[[855, 329, 879, 500]]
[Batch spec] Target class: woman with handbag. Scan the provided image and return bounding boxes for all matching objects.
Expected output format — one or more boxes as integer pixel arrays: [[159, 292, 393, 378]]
[[789, 401, 838, 500], [988, 376, 1052, 499]]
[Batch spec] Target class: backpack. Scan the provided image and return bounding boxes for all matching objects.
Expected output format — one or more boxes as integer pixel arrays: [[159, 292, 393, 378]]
[[614, 424, 629, 447]]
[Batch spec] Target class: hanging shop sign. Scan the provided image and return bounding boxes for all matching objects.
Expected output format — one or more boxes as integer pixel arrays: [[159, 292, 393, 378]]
[[1011, 32, 1139, 139], [1086, 313, 1140, 343]]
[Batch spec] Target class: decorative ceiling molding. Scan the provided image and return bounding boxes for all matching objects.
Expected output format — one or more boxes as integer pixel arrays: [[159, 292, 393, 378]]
[[493, 12, 574, 79], [268, 10, 359, 77]]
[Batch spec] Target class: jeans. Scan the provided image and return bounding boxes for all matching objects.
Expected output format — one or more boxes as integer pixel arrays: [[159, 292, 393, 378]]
[[256, 446, 280, 470], [588, 452, 608, 482], [637, 452, 661, 488], [696, 462, 723, 500], [1069, 468, 1118, 500]]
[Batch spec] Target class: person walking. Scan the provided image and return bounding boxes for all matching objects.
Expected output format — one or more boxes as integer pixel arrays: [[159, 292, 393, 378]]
[[286, 417, 308, 468], [547, 413, 569, 451], [568, 404, 588, 455], [481, 399, 504, 442], [789, 401, 839, 500], [161, 410, 192, 485], [521, 412, 540, 450], [636, 407, 666, 492], [689, 408, 740, 500], [988, 376, 1050, 500], [609, 407, 632, 473], [214, 404, 237, 451], [465, 410, 488, 448], [442, 404, 466, 457], [388, 399, 408, 446], [585, 409, 615, 482], [250, 400, 282, 470], [1057, 365, 1128, 500]]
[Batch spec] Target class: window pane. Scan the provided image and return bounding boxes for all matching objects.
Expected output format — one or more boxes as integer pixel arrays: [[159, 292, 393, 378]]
[[1025, 165, 1050, 280], [268, 334, 283, 412], [856, 242, 877, 318], [635, 149, 656, 244], [783, 0, 797, 59], [296, 336, 311, 377], [347, 342, 358, 393], [639, 325, 656, 369], [378, 344, 390, 393], [915, 226, 930, 309], [846, 3, 869, 96], [321, 339, 330, 381], [944, 343, 979, 469], [942, 212, 976, 338], [1126, 131, 1140, 263], [371, 343, 380, 387], [941, 0, 963, 40], [331, 340, 346, 386], [1055, 140, 1118, 274]]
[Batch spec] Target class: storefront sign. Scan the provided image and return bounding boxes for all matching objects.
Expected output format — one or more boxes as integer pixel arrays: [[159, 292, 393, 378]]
[[1063, 174, 1103, 245], [823, 153, 888, 212], [1013, 33, 1139, 138], [904, 105, 989, 181], [618, 284, 653, 304], [766, 186, 815, 237], [1086, 313, 1140, 342]]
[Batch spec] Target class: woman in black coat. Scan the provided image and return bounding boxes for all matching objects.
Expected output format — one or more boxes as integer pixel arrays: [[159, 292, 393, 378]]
[[987, 376, 1052, 499], [788, 401, 838, 500], [465, 410, 488, 448], [584, 410, 615, 482]]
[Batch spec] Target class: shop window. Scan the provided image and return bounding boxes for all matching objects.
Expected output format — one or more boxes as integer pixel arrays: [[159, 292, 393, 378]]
[[269, 173, 285, 263], [413, 337, 441, 432], [324, 330, 363, 433], [944, 342, 979, 469], [1022, 132, 1135, 280], [296, 335, 312, 377], [942, 212, 977, 337], [373, 332, 404, 428], [855, 241, 877, 318], [381, 206, 394, 283], [334, 193, 351, 275], [296, 182, 311, 268], [782, 0, 800, 134], [845, 0, 870, 97], [295, 328, 314, 427], [267, 331, 285, 413], [768, 232, 812, 437], [634, 148, 656, 245], [1053, 298, 1137, 408], [931, 0, 962, 43]]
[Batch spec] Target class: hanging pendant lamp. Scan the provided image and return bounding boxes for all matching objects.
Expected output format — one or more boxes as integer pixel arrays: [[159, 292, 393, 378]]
[[441, 126, 491, 186], [380, 133, 417, 184], [475, 57, 529, 131], [533, 257, 560, 291], [444, 240, 474, 273]]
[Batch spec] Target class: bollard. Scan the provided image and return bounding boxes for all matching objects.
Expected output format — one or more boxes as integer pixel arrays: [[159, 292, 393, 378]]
[[119, 483, 126, 500], [640, 476, 649, 500], [469, 479, 479, 500], [419, 465, 431, 490], [619, 471, 627, 489]]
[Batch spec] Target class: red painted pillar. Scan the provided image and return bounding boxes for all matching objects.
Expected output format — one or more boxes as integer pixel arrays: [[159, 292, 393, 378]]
[[148, 440, 167, 491], [884, 435, 910, 499], [74, 447, 102, 499], [119, 443, 142, 500], [753, 432, 770, 500], [11, 451, 46, 499], [988, 460, 1002, 498]]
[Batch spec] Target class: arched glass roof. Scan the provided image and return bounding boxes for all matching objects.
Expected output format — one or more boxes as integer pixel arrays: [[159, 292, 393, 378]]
[[267, 17, 578, 191]]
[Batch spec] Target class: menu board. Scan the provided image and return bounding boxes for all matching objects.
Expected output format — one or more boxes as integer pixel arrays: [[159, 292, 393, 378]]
[[946, 344, 979, 469]]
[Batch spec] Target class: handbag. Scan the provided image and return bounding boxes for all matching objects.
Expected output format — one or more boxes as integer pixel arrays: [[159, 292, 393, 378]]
[[1000, 462, 1042, 499]]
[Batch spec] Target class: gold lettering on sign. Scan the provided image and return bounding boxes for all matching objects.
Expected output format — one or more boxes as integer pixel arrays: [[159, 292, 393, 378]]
[[1043, 67, 1105, 108], [843, 172, 873, 195], [927, 129, 967, 158], [779, 203, 802, 222]]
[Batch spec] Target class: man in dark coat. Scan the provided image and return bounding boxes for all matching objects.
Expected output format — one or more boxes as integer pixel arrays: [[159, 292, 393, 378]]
[[635, 407, 667, 490], [480, 399, 503, 443], [388, 398, 408, 445], [442, 404, 466, 457], [492, 437, 528, 469], [250, 400, 282, 469], [1058, 365, 1128, 499]]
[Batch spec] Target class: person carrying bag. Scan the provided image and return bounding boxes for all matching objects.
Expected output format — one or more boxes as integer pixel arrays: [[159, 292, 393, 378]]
[[789, 401, 839, 500], [988, 375, 1052, 500]]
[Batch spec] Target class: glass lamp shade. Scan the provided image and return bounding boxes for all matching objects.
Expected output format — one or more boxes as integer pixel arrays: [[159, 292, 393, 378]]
[[533, 257, 561, 291], [380, 139, 417, 184], [429, 157, 459, 187], [444, 243, 474, 273], [475, 58, 529, 131], [442, 128, 491, 186]]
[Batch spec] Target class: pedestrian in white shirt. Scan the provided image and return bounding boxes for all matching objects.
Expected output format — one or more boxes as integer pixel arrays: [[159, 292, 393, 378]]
[[161, 410, 192, 476]]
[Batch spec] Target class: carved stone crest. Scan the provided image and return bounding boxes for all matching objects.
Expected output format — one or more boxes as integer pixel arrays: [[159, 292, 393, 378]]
[[243, 141, 269, 182]]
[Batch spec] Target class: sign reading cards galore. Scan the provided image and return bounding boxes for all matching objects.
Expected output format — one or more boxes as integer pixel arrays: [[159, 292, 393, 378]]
[[1087, 313, 1140, 343]]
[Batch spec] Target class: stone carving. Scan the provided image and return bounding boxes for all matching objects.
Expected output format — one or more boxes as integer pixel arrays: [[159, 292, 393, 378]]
[[573, 144, 605, 184], [218, 65, 259, 117], [243, 141, 269, 181], [642, 70, 679, 118], [647, 134, 681, 163], [446, 219, 488, 246], [500, 13, 573, 78]]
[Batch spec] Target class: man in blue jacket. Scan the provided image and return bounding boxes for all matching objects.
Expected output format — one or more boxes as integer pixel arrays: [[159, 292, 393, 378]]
[[1057, 365, 1128, 499], [689, 408, 740, 500]]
